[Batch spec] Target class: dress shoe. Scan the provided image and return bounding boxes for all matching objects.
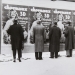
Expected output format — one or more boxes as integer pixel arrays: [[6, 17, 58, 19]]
[[39, 58, 43, 60], [19, 59, 21, 62], [36, 58, 39, 60], [55, 57, 58, 58], [70, 55, 72, 57], [13, 59, 16, 62], [66, 56, 70, 57], [19, 58, 21, 62], [35, 57, 39, 60], [49, 57, 54, 58]]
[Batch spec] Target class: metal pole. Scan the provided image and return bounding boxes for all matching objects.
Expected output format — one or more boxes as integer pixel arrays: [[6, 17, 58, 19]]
[[0, 0, 2, 54]]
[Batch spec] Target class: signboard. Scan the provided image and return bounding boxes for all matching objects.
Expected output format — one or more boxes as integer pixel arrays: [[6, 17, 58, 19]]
[[2, 4, 29, 44], [53, 9, 72, 22], [29, 6, 52, 43], [2, 4, 29, 30], [2, 3, 74, 45], [29, 6, 52, 28], [52, 9, 72, 43]]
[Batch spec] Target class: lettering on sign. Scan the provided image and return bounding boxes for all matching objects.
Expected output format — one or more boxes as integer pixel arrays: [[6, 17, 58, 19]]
[[65, 15, 70, 20], [20, 12, 26, 16], [44, 14, 50, 18], [54, 10, 71, 15], [4, 4, 27, 11], [31, 7, 51, 13]]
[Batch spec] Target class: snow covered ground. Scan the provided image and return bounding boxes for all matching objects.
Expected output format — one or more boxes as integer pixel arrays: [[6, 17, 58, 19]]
[[0, 51, 75, 75]]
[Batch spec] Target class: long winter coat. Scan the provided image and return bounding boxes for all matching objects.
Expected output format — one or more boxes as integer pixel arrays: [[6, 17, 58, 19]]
[[63, 26, 74, 50], [33, 24, 46, 52], [7, 23, 24, 50], [49, 26, 61, 52]]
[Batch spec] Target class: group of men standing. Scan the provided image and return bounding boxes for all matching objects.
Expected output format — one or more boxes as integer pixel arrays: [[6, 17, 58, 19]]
[[3, 17, 74, 62], [33, 20, 74, 60]]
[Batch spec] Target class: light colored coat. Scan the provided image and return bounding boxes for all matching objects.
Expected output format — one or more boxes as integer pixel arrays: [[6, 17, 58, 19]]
[[33, 24, 45, 52]]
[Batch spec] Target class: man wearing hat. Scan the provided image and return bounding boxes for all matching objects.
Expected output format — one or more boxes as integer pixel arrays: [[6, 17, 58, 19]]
[[33, 20, 46, 60], [7, 19, 24, 62], [63, 21, 74, 57], [49, 22, 61, 58]]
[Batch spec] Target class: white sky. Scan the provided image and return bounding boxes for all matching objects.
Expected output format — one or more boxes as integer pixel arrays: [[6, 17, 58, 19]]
[[2, 0, 75, 10]]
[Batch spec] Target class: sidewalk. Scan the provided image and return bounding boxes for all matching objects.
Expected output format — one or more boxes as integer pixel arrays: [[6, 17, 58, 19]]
[[1, 50, 75, 75], [0, 50, 75, 62]]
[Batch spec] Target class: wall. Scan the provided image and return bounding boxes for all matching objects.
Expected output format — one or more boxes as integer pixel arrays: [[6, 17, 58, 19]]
[[1, 0, 75, 54]]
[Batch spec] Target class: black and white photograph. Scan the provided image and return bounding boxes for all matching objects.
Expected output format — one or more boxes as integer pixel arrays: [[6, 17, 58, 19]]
[[0, 0, 75, 75]]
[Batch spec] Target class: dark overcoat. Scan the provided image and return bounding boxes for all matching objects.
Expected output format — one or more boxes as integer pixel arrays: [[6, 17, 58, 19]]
[[7, 23, 24, 50], [64, 26, 74, 50], [49, 26, 61, 52], [33, 24, 46, 52]]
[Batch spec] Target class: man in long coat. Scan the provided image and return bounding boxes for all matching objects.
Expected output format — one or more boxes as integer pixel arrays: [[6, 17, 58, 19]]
[[49, 22, 61, 58], [33, 20, 45, 60], [7, 20, 24, 62], [63, 22, 74, 57]]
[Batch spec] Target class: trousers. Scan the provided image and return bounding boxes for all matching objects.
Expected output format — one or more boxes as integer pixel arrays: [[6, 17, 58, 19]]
[[35, 52, 42, 59], [13, 49, 22, 59], [50, 52, 58, 58]]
